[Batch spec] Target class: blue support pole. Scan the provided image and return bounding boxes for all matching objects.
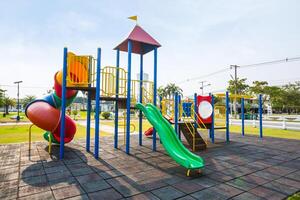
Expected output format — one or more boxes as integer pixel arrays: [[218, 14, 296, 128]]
[[59, 47, 68, 159], [139, 53, 143, 146], [226, 91, 230, 142], [153, 47, 157, 151], [174, 92, 179, 137], [126, 40, 132, 154], [259, 94, 263, 138], [159, 96, 163, 111], [241, 98, 245, 136], [94, 48, 101, 158], [211, 95, 215, 143], [86, 91, 91, 152], [178, 94, 181, 140], [114, 49, 120, 149], [86, 56, 92, 152], [194, 93, 198, 130]]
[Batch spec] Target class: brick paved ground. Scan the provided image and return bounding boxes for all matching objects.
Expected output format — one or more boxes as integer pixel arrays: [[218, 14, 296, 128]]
[[0, 132, 299, 200]]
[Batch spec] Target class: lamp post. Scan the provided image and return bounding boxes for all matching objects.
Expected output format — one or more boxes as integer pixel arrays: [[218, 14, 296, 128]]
[[199, 81, 211, 95], [14, 81, 22, 121], [0, 89, 7, 115]]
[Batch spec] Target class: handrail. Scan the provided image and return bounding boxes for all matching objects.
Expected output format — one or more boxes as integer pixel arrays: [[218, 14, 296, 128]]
[[181, 109, 196, 151], [191, 106, 207, 129]]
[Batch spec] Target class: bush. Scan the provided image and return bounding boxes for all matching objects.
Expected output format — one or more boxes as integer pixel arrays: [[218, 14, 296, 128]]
[[101, 112, 111, 119]]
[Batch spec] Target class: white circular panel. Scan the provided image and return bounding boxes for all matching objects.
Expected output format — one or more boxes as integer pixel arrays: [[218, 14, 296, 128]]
[[198, 100, 213, 119]]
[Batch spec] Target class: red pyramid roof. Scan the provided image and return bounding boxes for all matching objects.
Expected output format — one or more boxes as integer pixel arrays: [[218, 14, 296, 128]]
[[114, 25, 161, 55]]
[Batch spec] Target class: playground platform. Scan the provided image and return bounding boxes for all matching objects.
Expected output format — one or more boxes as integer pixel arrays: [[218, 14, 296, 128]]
[[1, 133, 299, 200]]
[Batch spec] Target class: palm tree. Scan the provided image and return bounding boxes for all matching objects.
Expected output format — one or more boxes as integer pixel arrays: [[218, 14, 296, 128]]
[[157, 86, 167, 99], [22, 95, 36, 109], [4, 97, 16, 114], [165, 83, 183, 99]]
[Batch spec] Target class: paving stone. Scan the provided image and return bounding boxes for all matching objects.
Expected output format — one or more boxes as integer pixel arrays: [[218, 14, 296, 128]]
[[151, 186, 185, 200], [192, 177, 220, 188], [274, 177, 300, 189], [64, 194, 90, 200], [99, 169, 124, 179], [137, 177, 168, 191], [176, 195, 196, 200], [52, 184, 85, 200], [49, 176, 78, 190], [191, 188, 228, 200], [22, 174, 48, 187], [285, 170, 300, 182], [0, 180, 18, 199], [232, 192, 265, 200], [88, 188, 123, 200], [249, 186, 286, 200], [45, 165, 69, 174], [172, 180, 205, 194], [250, 170, 282, 181], [263, 181, 298, 195], [226, 178, 257, 191], [239, 174, 270, 185], [209, 183, 244, 198], [126, 192, 160, 200], [18, 184, 50, 197], [207, 172, 235, 182], [18, 191, 54, 200], [107, 176, 145, 197]]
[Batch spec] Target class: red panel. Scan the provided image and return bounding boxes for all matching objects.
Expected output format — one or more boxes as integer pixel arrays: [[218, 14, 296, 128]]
[[197, 95, 212, 125]]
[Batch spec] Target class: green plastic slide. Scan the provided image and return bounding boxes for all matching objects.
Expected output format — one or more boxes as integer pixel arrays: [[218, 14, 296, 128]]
[[136, 103, 205, 170]]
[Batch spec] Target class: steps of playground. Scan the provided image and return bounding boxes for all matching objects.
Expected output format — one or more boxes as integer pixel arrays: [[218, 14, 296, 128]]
[[179, 123, 207, 151]]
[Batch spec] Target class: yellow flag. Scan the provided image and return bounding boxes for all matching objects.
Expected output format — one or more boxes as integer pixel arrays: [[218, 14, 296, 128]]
[[128, 15, 138, 22]]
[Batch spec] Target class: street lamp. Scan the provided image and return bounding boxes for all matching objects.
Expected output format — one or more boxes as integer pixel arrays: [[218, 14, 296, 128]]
[[0, 89, 7, 115], [14, 81, 23, 121], [199, 81, 211, 95]]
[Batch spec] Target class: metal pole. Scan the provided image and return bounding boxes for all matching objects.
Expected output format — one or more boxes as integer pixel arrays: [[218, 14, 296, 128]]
[[226, 91, 230, 142], [174, 92, 178, 136], [178, 95, 181, 140], [114, 49, 120, 149], [153, 47, 157, 151], [126, 40, 132, 154], [2, 90, 6, 114], [241, 98, 245, 136], [94, 48, 101, 158], [86, 91, 91, 152], [194, 93, 198, 129], [259, 94, 263, 138], [139, 53, 143, 146], [211, 94, 215, 143], [13, 81, 22, 121], [59, 47, 68, 159]]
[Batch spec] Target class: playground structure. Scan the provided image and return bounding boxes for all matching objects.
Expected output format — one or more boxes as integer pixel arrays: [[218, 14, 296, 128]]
[[25, 24, 205, 175], [24, 23, 265, 176], [158, 91, 264, 150]]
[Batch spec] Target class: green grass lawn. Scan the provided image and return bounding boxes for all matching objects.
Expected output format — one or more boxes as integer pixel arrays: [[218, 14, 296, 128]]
[[0, 124, 111, 144], [1, 118, 299, 144], [218, 124, 300, 140], [0, 112, 29, 123]]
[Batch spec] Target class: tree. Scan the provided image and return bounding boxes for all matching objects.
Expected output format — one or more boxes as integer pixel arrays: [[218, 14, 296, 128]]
[[165, 83, 183, 99], [157, 86, 167, 99], [4, 97, 16, 114], [0, 89, 4, 108], [227, 78, 249, 95], [249, 81, 268, 95], [281, 82, 300, 114], [22, 95, 36, 109]]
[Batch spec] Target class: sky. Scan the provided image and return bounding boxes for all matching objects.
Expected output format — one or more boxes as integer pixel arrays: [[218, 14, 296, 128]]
[[1, 0, 300, 99]]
